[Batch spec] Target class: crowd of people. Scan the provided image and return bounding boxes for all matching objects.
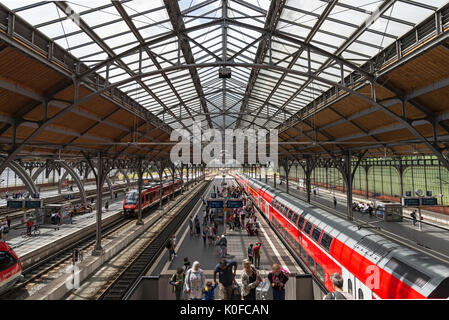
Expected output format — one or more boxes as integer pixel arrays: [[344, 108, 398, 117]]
[[3, 190, 40, 199], [352, 201, 375, 216], [166, 182, 294, 301]]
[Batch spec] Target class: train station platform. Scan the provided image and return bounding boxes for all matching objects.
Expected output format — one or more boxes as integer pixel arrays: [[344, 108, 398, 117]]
[[5, 194, 125, 269], [264, 178, 449, 265], [141, 176, 311, 300]]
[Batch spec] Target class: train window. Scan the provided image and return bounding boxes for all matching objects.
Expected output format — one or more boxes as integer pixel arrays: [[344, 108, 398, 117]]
[[287, 209, 293, 220], [297, 216, 305, 230], [358, 289, 364, 300], [307, 254, 315, 273], [311, 227, 322, 243], [316, 263, 325, 283], [304, 221, 313, 235], [300, 246, 307, 262], [145, 194, 149, 202], [385, 257, 431, 288], [295, 241, 300, 253], [0, 251, 17, 272], [320, 233, 333, 252], [125, 192, 138, 204], [348, 279, 353, 295], [291, 213, 299, 225]]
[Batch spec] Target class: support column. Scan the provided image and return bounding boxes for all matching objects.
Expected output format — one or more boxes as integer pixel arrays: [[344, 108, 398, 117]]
[[305, 161, 312, 203], [171, 165, 175, 201], [282, 159, 291, 194], [398, 159, 404, 199], [186, 165, 189, 189], [158, 162, 163, 210], [136, 158, 143, 225], [273, 166, 277, 188], [365, 166, 369, 198], [345, 152, 353, 221], [180, 165, 185, 194], [92, 153, 104, 256], [265, 165, 268, 184]]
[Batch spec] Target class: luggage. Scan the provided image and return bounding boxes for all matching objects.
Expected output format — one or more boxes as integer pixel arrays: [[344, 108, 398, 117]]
[[231, 283, 242, 300], [256, 281, 271, 300]]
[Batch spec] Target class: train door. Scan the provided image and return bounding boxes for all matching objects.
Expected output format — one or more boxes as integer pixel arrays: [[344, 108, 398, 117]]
[[354, 277, 372, 300], [265, 200, 269, 217], [341, 268, 355, 298]]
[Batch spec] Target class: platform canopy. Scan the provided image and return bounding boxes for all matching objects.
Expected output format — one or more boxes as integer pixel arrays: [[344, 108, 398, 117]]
[[0, 0, 449, 164]]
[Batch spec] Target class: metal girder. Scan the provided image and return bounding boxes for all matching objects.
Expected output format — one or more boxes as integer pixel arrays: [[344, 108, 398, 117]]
[[57, 161, 87, 205], [54, 1, 187, 134], [234, 0, 286, 128], [163, 0, 213, 129], [405, 76, 449, 101], [256, 0, 338, 129], [36, 59, 448, 168], [112, 1, 195, 124], [0, 157, 38, 194], [263, 1, 397, 125]]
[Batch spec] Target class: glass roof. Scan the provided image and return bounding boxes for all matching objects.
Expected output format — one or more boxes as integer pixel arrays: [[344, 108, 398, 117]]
[[2, 0, 447, 131]]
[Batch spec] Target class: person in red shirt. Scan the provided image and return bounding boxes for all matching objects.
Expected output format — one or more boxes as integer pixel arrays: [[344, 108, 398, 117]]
[[252, 242, 262, 269], [26, 218, 34, 236]]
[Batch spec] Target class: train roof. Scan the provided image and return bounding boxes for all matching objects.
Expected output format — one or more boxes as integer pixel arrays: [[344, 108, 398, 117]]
[[240, 173, 449, 295], [0, 242, 12, 252]]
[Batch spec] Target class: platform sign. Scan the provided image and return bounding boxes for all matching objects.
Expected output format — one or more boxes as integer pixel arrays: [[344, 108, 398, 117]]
[[401, 197, 420, 207], [25, 199, 43, 209], [6, 200, 24, 209], [421, 198, 438, 206], [226, 200, 243, 208], [207, 200, 223, 208]]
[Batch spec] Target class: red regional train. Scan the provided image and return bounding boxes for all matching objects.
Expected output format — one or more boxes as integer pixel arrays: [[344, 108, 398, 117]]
[[235, 172, 449, 299], [0, 242, 22, 295], [123, 179, 183, 217]]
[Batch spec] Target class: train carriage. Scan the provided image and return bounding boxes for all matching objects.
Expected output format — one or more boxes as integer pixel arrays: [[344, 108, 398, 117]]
[[123, 179, 183, 217], [235, 172, 449, 299], [0, 242, 22, 295]]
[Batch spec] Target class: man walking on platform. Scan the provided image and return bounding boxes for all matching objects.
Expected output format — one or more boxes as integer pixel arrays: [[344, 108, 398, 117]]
[[213, 259, 237, 300]]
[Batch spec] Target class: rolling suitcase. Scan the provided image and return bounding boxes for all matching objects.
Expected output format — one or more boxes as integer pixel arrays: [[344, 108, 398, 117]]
[[256, 282, 271, 300]]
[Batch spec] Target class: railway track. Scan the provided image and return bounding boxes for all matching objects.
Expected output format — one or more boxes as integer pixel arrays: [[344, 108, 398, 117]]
[[96, 181, 211, 300], [0, 183, 190, 300]]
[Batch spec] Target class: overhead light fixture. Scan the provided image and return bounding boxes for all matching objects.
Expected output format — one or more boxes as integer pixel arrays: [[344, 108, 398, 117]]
[[219, 67, 231, 79]]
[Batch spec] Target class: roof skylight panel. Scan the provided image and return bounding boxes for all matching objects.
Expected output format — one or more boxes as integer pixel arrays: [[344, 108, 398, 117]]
[[11, 2, 61, 26], [390, 1, 433, 25]]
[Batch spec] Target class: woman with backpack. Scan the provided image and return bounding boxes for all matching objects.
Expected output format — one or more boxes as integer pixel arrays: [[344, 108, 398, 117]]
[[268, 264, 289, 300]]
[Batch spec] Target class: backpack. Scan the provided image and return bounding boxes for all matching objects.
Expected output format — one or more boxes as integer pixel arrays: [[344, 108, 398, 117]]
[[165, 239, 171, 249]]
